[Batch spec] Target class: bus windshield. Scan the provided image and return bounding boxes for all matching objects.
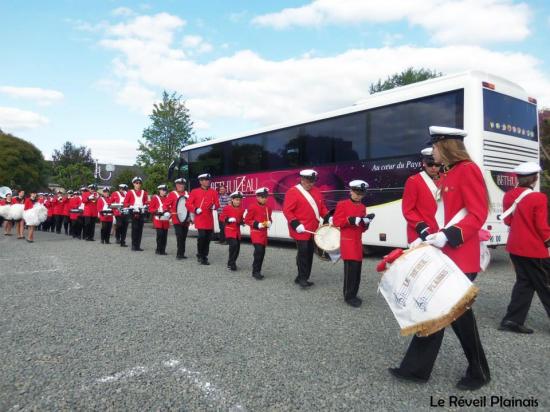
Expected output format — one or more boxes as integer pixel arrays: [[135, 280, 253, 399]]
[[483, 88, 538, 141]]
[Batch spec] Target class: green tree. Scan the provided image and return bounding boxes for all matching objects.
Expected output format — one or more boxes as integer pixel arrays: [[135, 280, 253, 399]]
[[110, 167, 143, 189], [137, 90, 195, 192], [369, 67, 442, 94], [0, 130, 48, 191], [52, 141, 94, 168], [54, 163, 94, 191]]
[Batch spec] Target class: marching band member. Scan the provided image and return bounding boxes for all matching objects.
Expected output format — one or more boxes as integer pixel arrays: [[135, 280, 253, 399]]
[[332, 180, 374, 307], [283, 169, 330, 288], [111, 183, 128, 247], [390, 126, 490, 391], [165, 178, 190, 259], [217, 185, 230, 244], [62, 191, 72, 235], [123, 177, 149, 251], [97, 187, 113, 244], [3, 193, 14, 235], [44, 193, 55, 232], [499, 162, 550, 334], [402, 148, 441, 246], [82, 184, 99, 241], [186, 173, 219, 265], [149, 184, 171, 255], [69, 189, 84, 239], [15, 190, 26, 239], [53, 190, 67, 234], [23, 192, 38, 243], [245, 187, 272, 280], [221, 191, 245, 271]]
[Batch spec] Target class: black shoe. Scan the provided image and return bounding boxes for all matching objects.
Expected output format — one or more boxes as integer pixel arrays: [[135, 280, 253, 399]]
[[155, 250, 160, 255], [498, 320, 534, 334], [388, 368, 428, 383], [297, 279, 313, 288], [135, 248, 144, 252], [252, 273, 264, 280], [294, 277, 300, 284], [456, 376, 490, 391], [201, 258, 210, 265], [176, 255, 187, 260], [105, 241, 110, 244], [120, 243, 128, 247], [101, 240, 105, 244], [26, 239, 34, 243], [228, 264, 237, 271], [159, 252, 168, 255], [345, 297, 363, 308], [115, 239, 121, 244]]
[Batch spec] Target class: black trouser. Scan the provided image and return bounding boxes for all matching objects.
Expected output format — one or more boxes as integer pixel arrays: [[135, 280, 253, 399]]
[[227, 238, 240, 267], [84, 217, 96, 240], [252, 244, 266, 275], [156, 228, 168, 253], [218, 221, 226, 242], [197, 229, 212, 259], [502, 254, 550, 325], [296, 239, 315, 281], [131, 215, 145, 249], [174, 223, 189, 257], [44, 216, 55, 232], [398, 273, 490, 382], [72, 217, 83, 239], [116, 215, 129, 245], [101, 221, 113, 243], [54, 214, 64, 234], [63, 216, 70, 235], [343, 260, 362, 301]]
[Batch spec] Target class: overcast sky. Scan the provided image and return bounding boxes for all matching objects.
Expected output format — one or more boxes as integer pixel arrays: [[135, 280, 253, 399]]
[[1, 0, 549, 165]]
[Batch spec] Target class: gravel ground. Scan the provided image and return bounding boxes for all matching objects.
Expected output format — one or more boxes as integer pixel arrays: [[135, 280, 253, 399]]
[[0, 227, 548, 411]]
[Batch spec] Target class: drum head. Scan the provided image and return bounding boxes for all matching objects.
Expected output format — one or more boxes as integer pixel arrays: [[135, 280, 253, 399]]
[[314, 224, 340, 253], [176, 196, 188, 222]]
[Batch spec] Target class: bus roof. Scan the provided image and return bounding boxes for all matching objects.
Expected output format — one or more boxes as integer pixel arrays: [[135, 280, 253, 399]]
[[181, 70, 527, 152]]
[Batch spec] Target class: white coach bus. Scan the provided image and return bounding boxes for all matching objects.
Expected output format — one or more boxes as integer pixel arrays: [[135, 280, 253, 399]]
[[170, 71, 539, 248]]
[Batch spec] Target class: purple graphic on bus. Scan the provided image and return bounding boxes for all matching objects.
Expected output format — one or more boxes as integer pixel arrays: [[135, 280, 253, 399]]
[[209, 156, 422, 211]]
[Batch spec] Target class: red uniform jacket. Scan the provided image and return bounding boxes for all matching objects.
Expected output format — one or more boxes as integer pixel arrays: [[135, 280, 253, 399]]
[[62, 197, 71, 216], [221, 204, 245, 239], [82, 191, 99, 217], [504, 187, 550, 258], [45, 198, 55, 217], [439, 161, 488, 274], [165, 190, 189, 225], [402, 172, 439, 243], [333, 198, 368, 261], [283, 185, 329, 241], [24, 198, 35, 211], [52, 197, 66, 215], [149, 194, 170, 229], [69, 196, 82, 220], [123, 190, 149, 209], [97, 196, 113, 222], [110, 191, 126, 217], [245, 202, 272, 246], [186, 188, 219, 230]]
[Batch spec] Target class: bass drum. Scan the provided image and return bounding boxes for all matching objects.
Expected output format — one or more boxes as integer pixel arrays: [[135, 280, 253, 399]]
[[176, 196, 188, 222]]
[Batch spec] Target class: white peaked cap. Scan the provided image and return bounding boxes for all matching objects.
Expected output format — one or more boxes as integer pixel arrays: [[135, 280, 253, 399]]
[[421, 147, 433, 156], [299, 169, 318, 177], [513, 161, 541, 175], [132, 176, 143, 183], [255, 187, 269, 195], [429, 126, 468, 137], [198, 173, 211, 179], [230, 191, 244, 198], [349, 180, 369, 191]]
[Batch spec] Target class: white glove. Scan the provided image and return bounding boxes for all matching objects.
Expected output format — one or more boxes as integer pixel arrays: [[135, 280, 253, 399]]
[[354, 217, 362, 226], [362, 217, 372, 225], [409, 237, 423, 249], [425, 232, 448, 248], [296, 224, 305, 233], [328, 216, 334, 225], [195, 208, 202, 215], [228, 217, 236, 223], [211, 204, 216, 210], [163, 212, 171, 218], [258, 222, 264, 229]]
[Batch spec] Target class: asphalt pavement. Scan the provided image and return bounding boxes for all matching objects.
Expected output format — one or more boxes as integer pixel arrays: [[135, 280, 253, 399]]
[[0, 227, 548, 411]]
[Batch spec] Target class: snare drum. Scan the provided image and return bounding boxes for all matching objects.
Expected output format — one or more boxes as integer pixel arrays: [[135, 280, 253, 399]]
[[314, 224, 341, 261], [377, 245, 478, 337]]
